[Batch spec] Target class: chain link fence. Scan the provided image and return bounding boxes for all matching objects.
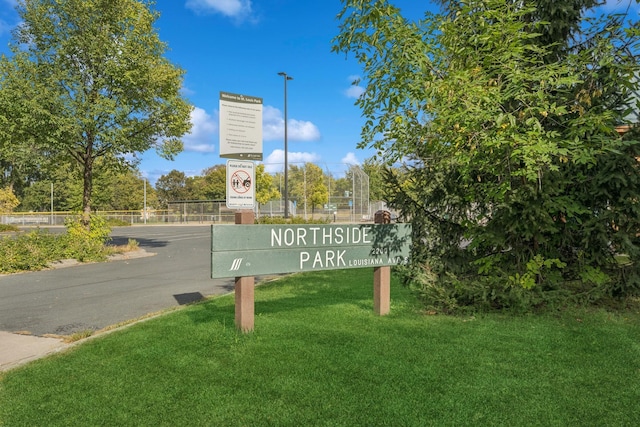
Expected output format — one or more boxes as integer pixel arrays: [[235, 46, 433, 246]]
[[2, 165, 382, 225], [1, 208, 233, 226]]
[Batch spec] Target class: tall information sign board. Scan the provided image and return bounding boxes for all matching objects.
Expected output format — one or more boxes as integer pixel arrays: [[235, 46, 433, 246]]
[[219, 91, 263, 160]]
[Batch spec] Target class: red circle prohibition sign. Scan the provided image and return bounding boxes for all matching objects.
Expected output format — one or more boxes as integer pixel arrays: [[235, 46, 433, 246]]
[[230, 170, 252, 194]]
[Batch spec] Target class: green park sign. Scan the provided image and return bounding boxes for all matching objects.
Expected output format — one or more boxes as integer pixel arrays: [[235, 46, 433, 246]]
[[211, 223, 412, 279]]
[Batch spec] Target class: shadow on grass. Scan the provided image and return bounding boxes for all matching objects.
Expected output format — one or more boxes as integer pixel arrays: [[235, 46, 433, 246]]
[[185, 269, 380, 327], [255, 281, 375, 315], [173, 292, 205, 305]]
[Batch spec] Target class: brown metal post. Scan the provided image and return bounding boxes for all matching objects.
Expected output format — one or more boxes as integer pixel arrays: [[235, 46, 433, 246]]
[[235, 210, 255, 332], [373, 210, 391, 315]]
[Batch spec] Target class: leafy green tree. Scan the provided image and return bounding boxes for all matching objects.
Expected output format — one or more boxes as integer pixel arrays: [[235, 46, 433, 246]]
[[0, 157, 47, 204], [309, 179, 330, 217], [288, 165, 304, 213], [185, 175, 206, 201], [19, 161, 155, 212], [92, 168, 157, 211], [332, 176, 351, 200], [0, 187, 19, 213], [192, 165, 226, 200], [117, 172, 157, 211], [255, 163, 280, 207], [290, 163, 329, 217], [0, 89, 54, 203], [0, 0, 192, 225], [272, 171, 284, 199], [362, 158, 386, 202], [155, 170, 190, 208], [334, 0, 640, 310], [19, 181, 52, 212], [19, 162, 84, 211]]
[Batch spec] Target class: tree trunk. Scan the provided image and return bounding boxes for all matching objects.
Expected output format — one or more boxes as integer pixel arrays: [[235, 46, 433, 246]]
[[81, 144, 94, 229]]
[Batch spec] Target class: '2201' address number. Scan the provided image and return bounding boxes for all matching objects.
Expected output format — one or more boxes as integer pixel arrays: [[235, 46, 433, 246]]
[[370, 247, 390, 256]]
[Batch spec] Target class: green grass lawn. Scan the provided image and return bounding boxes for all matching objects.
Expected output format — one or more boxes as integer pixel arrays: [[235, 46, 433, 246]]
[[1, 269, 639, 426]]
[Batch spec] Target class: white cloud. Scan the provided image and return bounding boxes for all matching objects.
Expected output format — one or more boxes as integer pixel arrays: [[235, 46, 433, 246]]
[[183, 106, 217, 153], [341, 152, 361, 165], [262, 105, 283, 140], [262, 149, 320, 173], [289, 119, 322, 141], [344, 74, 365, 99], [345, 85, 365, 99], [185, 0, 253, 19], [262, 105, 321, 142]]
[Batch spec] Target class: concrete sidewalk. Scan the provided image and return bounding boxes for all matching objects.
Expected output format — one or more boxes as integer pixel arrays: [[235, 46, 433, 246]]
[[0, 331, 69, 372]]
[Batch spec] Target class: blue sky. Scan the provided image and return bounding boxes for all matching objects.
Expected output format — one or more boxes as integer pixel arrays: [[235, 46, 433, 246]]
[[0, 0, 430, 184], [0, 0, 637, 185]]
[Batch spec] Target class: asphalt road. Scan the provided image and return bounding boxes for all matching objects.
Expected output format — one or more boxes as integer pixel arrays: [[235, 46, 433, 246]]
[[0, 225, 236, 336]]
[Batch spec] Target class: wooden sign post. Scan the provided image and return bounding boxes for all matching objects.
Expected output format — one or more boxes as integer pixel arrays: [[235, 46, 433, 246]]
[[234, 210, 255, 332], [373, 211, 391, 315]]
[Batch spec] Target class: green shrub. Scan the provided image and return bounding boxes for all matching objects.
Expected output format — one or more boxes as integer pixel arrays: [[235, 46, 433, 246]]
[[63, 214, 112, 262], [0, 230, 61, 273], [126, 238, 139, 250], [0, 224, 19, 233], [65, 214, 111, 243], [106, 218, 131, 227], [401, 254, 638, 315], [0, 215, 116, 273]]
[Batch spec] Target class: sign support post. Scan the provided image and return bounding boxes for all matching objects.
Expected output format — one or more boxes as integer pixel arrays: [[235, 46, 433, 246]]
[[373, 266, 390, 316], [373, 214, 391, 315], [234, 210, 255, 332]]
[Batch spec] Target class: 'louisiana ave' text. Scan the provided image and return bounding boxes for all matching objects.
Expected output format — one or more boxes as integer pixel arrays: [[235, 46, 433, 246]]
[[299, 249, 407, 269]]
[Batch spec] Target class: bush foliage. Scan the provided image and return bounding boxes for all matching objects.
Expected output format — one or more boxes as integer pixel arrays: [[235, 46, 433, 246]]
[[0, 224, 19, 233], [0, 214, 113, 273], [334, 0, 640, 312]]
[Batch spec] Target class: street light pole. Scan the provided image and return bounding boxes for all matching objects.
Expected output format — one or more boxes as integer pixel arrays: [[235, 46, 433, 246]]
[[278, 71, 293, 218]]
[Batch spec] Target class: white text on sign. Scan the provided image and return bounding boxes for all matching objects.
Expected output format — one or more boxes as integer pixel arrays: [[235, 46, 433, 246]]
[[271, 226, 372, 247]]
